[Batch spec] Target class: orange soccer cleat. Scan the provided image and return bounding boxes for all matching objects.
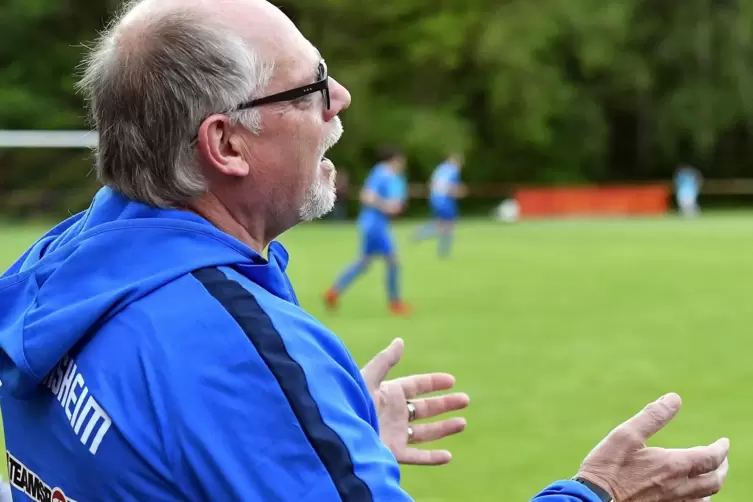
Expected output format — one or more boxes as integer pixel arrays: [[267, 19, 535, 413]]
[[389, 301, 412, 316], [323, 289, 339, 311]]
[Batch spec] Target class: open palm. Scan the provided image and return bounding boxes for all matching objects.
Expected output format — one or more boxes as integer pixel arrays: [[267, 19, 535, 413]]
[[361, 338, 470, 465]]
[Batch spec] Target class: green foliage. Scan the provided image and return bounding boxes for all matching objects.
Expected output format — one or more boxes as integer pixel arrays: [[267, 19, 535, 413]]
[[3, 0, 753, 212]]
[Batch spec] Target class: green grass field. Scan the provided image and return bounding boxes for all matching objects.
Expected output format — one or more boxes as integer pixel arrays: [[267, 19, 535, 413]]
[[3, 214, 753, 500]]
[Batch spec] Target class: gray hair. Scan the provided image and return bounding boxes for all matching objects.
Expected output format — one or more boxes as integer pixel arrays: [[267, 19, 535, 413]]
[[76, 2, 274, 207]]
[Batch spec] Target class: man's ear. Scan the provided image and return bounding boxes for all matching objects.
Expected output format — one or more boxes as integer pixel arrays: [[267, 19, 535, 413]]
[[196, 115, 250, 177]]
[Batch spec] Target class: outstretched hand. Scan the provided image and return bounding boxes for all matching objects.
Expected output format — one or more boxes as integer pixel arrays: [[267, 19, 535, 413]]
[[577, 393, 729, 502], [360, 338, 470, 465]]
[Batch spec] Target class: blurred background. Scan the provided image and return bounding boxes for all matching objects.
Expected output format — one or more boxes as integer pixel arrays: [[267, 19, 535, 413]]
[[2, 0, 753, 500]]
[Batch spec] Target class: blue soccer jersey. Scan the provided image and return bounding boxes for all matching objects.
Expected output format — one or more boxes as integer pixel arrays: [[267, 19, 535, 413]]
[[429, 162, 461, 220], [357, 163, 407, 234]]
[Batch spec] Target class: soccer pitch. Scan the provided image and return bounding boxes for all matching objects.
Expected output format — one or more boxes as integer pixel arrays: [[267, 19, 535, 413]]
[[2, 214, 753, 500]]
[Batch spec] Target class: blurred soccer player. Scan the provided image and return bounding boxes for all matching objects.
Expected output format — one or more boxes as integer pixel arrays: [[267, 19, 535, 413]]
[[324, 148, 411, 315], [414, 152, 467, 257], [674, 164, 703, 218]]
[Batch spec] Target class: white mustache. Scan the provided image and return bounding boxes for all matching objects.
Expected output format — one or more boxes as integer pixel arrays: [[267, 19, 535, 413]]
[[321, 116, 343, 156]]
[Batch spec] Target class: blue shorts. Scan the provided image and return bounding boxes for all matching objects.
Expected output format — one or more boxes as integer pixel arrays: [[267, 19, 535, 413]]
[[360, 227, 396, 257], [430, 198, 458, 221]]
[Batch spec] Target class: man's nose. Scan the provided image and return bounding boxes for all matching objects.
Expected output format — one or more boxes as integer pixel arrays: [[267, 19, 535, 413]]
[[324, 77, 351, 121]]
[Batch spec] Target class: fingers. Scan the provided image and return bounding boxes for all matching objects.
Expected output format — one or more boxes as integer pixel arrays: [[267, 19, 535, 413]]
[[673, 457, 729, 500], [685, 438, 730, 477], [360, 338, 404, 390], [411, 393, 470, 421], [394, 373, 456, 399], [396, 447, 453, 466], [619, 393, 683, 442], [410, 417, 467, 444]]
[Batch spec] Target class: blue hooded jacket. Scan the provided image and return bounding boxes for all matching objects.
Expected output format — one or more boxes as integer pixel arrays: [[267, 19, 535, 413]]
[[0, 187, 602, 501]]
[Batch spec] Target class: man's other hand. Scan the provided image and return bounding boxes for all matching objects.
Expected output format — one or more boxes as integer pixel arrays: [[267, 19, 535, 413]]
[[360, 338, 470, 465], [576, 393, 730, 501]]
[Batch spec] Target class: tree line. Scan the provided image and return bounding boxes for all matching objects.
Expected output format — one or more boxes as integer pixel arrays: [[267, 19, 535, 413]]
[[2, 0, 753, 215]]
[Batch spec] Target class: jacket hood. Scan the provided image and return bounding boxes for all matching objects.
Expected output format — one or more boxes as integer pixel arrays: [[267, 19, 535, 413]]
[[0, 187, 294, 398]]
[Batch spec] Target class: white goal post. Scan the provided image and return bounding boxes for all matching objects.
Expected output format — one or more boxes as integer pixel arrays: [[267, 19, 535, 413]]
[[0, 130, 98, 148]]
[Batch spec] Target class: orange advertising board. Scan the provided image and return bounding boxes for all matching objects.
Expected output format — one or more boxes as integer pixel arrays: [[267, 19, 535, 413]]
[[515, 184, 671, 218]]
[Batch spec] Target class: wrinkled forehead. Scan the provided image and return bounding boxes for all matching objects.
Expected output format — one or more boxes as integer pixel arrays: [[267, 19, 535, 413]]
[[274, 40, 320, 78], [256, 34, 322, 88]]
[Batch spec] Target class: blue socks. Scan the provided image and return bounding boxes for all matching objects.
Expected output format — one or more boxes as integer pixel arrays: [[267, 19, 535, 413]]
[[414, 222, 438, 241], [416, 222, 455, 257], [333, 259, 368, 293], [438, 229, 454, 258], [387, 262, 400, 302], [333, 259, 400, 303], [332, 258, 403, 307]]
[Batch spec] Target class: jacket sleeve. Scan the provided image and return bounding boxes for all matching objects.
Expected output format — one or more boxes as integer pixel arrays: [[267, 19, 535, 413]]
[[169, 269, 413, 502], [531, 480, 605, 501]]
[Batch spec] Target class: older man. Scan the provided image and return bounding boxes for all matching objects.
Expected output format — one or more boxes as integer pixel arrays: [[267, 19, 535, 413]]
[[0, 0, 729, 501]]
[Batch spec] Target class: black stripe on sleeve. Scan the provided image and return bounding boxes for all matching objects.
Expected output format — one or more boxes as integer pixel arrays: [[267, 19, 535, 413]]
[[191, 267, 373, 501]]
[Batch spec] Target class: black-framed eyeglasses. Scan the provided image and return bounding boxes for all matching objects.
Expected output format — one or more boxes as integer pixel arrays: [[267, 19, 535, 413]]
[[235, 60, 330, 111]]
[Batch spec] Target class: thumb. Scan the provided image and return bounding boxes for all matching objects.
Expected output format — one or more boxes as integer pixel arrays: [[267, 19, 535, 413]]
[[621, 393, 683, 442], [361, 338, 405, 390]]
